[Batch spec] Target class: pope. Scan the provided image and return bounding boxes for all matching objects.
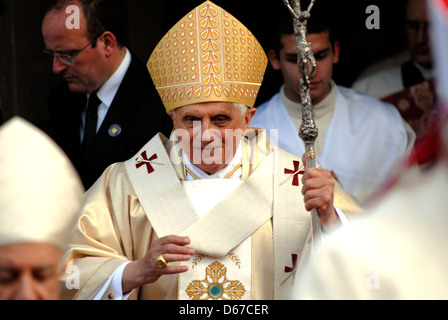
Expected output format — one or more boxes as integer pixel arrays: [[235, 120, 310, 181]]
[[65, 1, 361, 300]]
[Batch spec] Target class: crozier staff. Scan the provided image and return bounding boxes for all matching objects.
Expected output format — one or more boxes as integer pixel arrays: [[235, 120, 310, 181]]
[[283, 0, 321, 249]]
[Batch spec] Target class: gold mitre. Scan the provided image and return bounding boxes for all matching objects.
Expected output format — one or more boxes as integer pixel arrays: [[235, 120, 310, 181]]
[[147, 1, 268, 111]]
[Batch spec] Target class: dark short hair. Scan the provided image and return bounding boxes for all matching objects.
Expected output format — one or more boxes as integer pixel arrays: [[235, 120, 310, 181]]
[[47, 0, 126, 47], [268, 1, 338, 55]]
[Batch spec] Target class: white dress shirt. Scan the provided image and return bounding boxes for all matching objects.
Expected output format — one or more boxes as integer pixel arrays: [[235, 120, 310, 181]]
[[80, 48, 132, 141]]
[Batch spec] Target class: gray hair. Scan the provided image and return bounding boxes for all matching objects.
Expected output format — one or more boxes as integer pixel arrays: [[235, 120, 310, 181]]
[[171, 103, 249, 118], [234, 103, 249, 115]]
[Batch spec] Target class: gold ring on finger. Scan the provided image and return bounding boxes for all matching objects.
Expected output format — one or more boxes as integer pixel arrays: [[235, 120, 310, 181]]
[[156, 255, 168, 268]]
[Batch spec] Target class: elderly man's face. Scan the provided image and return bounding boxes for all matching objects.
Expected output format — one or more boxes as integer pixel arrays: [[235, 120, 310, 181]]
[[169, 102, 256, 175], [0, 243, 63, 300]]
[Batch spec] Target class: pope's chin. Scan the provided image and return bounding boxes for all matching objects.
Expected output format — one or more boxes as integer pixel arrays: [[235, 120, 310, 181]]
[[191, 147, 229, 174]]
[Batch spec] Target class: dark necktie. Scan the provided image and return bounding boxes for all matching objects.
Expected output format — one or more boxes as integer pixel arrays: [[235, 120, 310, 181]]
[[82, 92, 101, 148]]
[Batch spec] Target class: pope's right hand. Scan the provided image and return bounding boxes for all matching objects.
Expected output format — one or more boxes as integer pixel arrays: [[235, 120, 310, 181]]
[[122, 236, 195, 294]]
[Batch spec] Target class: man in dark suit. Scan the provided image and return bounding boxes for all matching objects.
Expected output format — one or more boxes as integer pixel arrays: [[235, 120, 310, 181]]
[[42, 0, 172, 189]]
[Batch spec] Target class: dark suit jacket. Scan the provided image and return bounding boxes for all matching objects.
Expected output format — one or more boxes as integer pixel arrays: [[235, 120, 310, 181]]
[[48, 54, 173, 189]]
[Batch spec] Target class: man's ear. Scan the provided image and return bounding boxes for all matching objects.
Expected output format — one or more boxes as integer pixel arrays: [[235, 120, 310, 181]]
[[267, 49, 281, 71], [243, 108, 257, 131], [99, 31, 117, 57], [167, 111, 175, 123], [332, 41, 341, 64]]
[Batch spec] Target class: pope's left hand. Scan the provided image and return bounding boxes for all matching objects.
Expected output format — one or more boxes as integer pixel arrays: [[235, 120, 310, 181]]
[[301, 155, 338, 225]]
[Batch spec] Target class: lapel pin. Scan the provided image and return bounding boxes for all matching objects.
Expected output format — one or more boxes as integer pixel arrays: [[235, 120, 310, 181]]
[[108, 124, 122, 138]]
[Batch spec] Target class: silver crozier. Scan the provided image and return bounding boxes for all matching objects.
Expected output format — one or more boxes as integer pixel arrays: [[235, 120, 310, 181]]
[[282, 0, 321, 250]]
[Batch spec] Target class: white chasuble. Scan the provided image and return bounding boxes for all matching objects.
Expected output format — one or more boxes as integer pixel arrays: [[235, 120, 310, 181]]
[[66, 129, 362, 300], [122, 130, 275, 299]]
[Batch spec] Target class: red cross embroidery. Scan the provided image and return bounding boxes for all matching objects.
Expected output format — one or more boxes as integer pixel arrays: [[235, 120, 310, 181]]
[[284, 161, 305, 187], [135, 151, 158, 175], [285, 254, 298, 273]]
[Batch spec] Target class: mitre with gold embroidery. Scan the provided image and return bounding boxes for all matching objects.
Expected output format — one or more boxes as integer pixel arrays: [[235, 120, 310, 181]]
[[147, 1, 268, 111]]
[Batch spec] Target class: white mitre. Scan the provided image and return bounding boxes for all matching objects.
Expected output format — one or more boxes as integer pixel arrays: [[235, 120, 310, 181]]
[[0, 117, 84, 250]]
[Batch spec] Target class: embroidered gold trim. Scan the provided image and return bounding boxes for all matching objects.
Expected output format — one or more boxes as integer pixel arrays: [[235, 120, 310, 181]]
[[185, 167, 200, 180], [185, 164, 242, 180], [192, 252, 241, 269], [185, 261, 246, 300]]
